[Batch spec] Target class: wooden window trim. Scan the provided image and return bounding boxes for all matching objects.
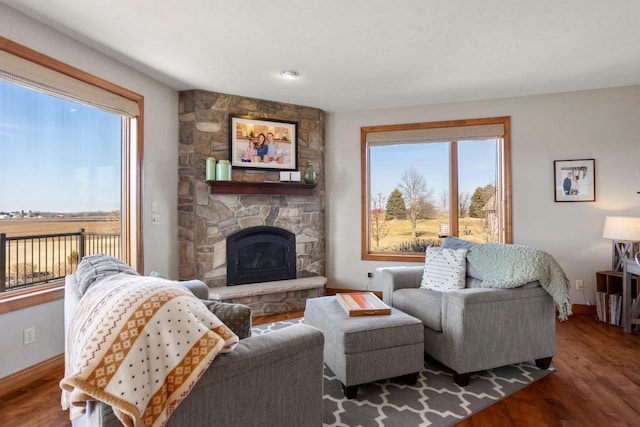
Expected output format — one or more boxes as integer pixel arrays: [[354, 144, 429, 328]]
[[361, 116, 512, 262], [0, 37, 144, 313], [0, 283, 64, 314]]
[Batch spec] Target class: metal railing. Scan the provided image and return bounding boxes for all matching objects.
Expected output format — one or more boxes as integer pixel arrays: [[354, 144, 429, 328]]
[[0, 228, 120, 292]]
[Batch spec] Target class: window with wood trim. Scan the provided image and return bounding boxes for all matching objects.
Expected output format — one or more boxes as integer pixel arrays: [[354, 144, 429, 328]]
[[361, 117, 511, 262], [0, 37, 143, 312]]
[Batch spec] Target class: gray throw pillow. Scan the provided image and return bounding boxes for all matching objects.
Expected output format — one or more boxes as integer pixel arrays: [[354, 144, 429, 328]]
[[441, 236, 483, 280], [76, 254, 139, 295], [204, 300, 252, 339], [441, 236, 477, 250]]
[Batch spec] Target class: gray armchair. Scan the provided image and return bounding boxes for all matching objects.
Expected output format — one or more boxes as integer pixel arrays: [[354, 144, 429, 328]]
[[382, 265, 556, 386], [64, 274, 324, 427]]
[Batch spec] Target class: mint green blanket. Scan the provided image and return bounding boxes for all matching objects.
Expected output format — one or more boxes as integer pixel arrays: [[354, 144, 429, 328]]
[[467, 243, 573, 321]]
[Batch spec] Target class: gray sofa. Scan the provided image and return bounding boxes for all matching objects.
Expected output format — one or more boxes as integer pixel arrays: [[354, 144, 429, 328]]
[[382, 240, 557, 387], [64, 274, 325, 427]]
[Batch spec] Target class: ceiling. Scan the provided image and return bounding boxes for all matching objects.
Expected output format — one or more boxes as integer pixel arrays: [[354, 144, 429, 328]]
[[3, 0, 640, 112]]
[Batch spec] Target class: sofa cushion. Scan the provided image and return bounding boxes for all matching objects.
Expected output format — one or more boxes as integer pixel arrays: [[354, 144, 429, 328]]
[[420, 247, 467, 292], [392, 288, 443, 332], [75, 254, 139, 295], [442, 236, 483, 280]]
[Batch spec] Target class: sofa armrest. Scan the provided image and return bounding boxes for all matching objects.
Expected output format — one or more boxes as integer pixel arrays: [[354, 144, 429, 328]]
[[178, 279, 210, 300], [381, 266, 423, 305], [170, 324, 325, 427], [80, 324, 325, 427], [196, 324, 323, 384]]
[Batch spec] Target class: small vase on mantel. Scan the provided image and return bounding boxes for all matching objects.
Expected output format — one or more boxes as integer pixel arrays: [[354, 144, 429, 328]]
[[303, 161, 316, 184], [206, 157, 216, 181]]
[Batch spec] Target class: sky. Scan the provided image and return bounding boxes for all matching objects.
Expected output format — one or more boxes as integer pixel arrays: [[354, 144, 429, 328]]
[[370, 139, 497, 208], [0, 80, 122, 213]]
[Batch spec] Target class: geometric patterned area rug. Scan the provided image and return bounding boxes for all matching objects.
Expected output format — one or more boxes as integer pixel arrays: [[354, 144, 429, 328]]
[[252, 318, 554, 427]]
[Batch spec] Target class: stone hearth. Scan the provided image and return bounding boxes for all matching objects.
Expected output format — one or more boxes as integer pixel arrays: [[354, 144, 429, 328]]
[[210, 277, 327, 316]]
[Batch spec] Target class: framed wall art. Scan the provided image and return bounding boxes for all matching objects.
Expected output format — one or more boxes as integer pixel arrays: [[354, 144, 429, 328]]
[[554, 158, 596, 202], [229, 115, 298, 171]]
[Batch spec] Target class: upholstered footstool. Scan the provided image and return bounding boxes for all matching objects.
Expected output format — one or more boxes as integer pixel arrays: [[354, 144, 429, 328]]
[[304, 295, 424, 398]]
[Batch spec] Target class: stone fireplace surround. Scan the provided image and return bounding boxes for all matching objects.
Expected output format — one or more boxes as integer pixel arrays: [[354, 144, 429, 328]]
[[178, 90, 326, 315]]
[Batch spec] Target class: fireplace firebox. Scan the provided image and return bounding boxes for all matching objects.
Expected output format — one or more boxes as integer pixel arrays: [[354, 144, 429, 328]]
[[226, 226, 296, 285]]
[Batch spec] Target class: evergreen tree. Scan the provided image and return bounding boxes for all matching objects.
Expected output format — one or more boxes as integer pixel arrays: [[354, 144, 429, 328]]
[[385, 188, 406, 220], [469, 184, 496, 218]]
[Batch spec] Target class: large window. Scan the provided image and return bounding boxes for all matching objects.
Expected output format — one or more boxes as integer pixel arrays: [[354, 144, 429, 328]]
[[361, 117, 511, 262], [0, 37, 143, 311]]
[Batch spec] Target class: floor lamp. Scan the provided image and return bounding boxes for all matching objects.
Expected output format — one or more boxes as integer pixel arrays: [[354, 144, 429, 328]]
[[602, 216, 640, 273]]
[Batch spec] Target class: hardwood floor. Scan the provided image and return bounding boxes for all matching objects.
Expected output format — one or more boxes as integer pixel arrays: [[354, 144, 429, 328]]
[[1, 311, 638, 426]]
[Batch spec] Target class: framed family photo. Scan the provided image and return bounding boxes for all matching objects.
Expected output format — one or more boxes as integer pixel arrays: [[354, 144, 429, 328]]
[[554, 159, 596, 202], [229, 115, 298, 171]]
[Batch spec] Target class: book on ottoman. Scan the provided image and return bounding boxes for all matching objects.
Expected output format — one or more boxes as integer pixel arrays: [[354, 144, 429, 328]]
[[336, 292, 391, 316]]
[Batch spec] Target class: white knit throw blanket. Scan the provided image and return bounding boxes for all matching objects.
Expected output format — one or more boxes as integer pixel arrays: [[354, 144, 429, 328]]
[[467, 243, 573, 321], [60, 274, 238, 427]]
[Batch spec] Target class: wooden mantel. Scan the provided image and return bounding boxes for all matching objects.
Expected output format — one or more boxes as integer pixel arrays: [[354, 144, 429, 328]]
[[206, 180, 316, 195]]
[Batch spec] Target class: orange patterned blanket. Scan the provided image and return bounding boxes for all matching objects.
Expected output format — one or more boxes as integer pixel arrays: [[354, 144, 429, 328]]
[[60, 273, 238, 427]]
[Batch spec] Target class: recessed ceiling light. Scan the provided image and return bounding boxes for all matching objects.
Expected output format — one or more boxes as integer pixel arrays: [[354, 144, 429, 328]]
[[280, 70, 300, 80]]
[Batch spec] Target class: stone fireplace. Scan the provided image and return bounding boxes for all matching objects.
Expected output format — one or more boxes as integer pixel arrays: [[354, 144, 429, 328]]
[[177, 90, 326, 314]]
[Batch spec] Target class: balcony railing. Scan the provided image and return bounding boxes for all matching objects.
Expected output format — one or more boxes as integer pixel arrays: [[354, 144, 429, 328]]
[[0, 228, 120, 292]]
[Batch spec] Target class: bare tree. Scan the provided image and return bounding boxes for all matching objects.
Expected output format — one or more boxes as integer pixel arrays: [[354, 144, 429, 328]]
[[458, 191, 470, 218], [108, 209, 121, 234], [439, 189, 448, 215], [370, 193, 390, 249], [398, 168, 435, 238]]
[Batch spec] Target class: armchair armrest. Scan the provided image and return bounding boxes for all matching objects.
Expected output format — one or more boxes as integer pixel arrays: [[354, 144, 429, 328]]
[[436, 286, 556, 374], [381, 266, 423, 305]]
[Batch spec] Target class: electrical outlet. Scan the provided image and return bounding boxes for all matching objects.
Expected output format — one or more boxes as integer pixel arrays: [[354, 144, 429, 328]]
[[367, 272, 373, 278], [575, 280, 584, 290], [23, 326, 35, 345]]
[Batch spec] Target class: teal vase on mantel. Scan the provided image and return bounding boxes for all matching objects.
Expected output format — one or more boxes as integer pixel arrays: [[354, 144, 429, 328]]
[[303, 161, 316, 184]]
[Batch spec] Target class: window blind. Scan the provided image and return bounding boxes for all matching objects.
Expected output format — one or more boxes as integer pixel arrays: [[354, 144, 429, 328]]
[[0, 49, 140, 117], [366, 123, 505, 145]]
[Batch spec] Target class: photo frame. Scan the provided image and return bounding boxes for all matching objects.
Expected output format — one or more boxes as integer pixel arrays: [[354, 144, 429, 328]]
[[554, 159, 596, 202], [229, 115, 298, 171]]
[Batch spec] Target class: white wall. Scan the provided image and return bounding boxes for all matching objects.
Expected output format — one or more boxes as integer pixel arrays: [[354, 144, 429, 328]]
[[326, 86, 640, 306], [0, 4, 179, 378]]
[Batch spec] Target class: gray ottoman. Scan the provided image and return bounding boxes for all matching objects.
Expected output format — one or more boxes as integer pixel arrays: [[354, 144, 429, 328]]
[[305, 295, 424, 398]]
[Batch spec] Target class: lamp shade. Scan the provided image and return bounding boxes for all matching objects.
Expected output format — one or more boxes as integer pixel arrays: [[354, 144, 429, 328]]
[[602, 216, 640, 241]]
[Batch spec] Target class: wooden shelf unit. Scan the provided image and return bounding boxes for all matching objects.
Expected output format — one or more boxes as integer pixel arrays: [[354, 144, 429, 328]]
[[596, 270, 638, 326], [206, 180, 316, 196], [622, 259, 640, 333]]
